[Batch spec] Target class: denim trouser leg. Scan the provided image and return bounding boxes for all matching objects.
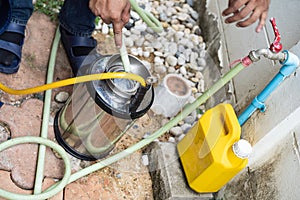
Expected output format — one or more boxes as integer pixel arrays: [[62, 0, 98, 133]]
[[0, 0, 11, 33], [10, 0, 33, 26], [59, 0, 96, 37], [6, 0, 95, 37]]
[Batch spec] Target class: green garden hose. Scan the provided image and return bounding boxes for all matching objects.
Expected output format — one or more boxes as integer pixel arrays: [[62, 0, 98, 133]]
[[0, 137, 71, 200], [0, 0, 248, 199]]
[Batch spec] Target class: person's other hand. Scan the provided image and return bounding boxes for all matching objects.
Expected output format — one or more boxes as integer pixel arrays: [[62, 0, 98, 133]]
[[222, 0, 270, 32], [89, 0, 131, 48]]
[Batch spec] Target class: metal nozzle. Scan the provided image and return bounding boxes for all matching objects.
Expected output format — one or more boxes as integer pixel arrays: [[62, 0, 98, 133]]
[[249, 48, 286, 63]]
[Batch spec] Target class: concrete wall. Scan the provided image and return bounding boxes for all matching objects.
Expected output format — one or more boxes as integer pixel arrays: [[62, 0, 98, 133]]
[[211, 0, 300, 111], [195, 0, 300, 199]]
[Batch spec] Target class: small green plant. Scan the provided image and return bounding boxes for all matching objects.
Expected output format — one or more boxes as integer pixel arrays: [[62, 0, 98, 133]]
[[34, 0, 64, 21], [95, 17, 101, 26]]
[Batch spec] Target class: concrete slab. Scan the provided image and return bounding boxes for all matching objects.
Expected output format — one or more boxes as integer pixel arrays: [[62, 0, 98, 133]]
[[146, 142, 213, 200]]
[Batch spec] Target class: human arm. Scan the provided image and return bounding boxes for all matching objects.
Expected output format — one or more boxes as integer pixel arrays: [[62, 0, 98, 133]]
[[222, 0, 271, 32], [89, 0, 131, 48]]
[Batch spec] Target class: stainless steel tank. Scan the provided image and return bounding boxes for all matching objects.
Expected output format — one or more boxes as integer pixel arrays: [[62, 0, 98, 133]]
[[54, 54, 154, 160]]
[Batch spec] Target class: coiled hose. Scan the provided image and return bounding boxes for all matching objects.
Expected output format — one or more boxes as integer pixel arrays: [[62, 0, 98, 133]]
[[0, 1, 246, 199]]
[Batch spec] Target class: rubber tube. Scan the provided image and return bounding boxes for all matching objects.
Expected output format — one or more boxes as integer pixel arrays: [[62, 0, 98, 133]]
[[0, 46, 246, 200], [34, 24, 61, 195], [0, 2, 246, 198], [0, 137, 71, 200], [0, 72, 146, 95], [129, 0, 163, 33]]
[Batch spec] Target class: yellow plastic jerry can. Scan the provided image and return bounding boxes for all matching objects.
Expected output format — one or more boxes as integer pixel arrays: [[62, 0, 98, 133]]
[[177, 103, 252, 193]]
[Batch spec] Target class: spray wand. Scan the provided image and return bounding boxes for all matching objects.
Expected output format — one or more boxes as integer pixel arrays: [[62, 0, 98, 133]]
[[119, 33, 131, 72]]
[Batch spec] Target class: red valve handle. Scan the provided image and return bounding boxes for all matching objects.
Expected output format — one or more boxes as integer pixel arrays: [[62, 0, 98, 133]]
[[269, 17, 282, 53]]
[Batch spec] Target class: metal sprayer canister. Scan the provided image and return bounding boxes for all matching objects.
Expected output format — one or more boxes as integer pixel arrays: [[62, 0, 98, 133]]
[[54, 54, 154, 161]]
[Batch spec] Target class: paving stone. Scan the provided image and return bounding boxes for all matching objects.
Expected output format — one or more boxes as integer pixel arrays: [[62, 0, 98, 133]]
[[0, 171, 64, 200], [146, 142, 213, 200], [42, 178, 64, 200], [0, 99, 43, 138], [64, 172, 120, 200], [0, 11, 153, 199], [0, 99, 64, 189], [0, 170, 31, 200], [0, 12, 72, 104], [0, 13, 53, 103]]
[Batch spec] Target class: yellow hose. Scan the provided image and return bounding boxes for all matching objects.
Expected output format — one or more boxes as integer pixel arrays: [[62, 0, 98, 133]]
[[0, 72, 146, 95]]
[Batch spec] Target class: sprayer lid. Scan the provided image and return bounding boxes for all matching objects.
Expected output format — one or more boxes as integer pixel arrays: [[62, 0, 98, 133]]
[[232, 139, 252, 159], [88, 54, 154, 120]]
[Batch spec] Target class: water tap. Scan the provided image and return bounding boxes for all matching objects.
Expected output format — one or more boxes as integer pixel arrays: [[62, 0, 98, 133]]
[[248, 18, 286, 63]]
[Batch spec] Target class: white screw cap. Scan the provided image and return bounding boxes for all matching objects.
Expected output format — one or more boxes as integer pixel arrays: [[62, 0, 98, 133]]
[[232, 139, 252, 159]]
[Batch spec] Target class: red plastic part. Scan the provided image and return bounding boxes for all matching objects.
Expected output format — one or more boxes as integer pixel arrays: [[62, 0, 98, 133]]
[[269, 17, 282, 53], [241, 56, 252, 67]]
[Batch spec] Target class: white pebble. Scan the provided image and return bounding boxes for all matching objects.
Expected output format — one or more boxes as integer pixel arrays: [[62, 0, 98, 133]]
[[184, 115, 196, 125], [135, 23, 148, 32], [177, 134, 186, 142], [137, 47, 143, 56], [195, 71, 204, 79], [154, 65, 167, 74], [152, 40, 163, 50], [101, 23, 109, 34], [141, 155, 149, 166], [181, 123, 192, 133], [154, 56, 164, 65], [167, 67, 176, 73], [177, 54, 186, 65], [198, 79, 205, 93], [179, 66, 187, 75], [130, 47, 139, 56], [144, 46, 154, 53], [135, 37, 145, 47], [168, 137, 176, 143], [55, 91, 69, 103], [154, 51, 164, 57], [197, 57, 207, 67], [170, 126, 184, 136], [131, 10, 140, 20], [143, 51, 150, 58], [125, 37, 134, 47], [166, 55, 178, 67]]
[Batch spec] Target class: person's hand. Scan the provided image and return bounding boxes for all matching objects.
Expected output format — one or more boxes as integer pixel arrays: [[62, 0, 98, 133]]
[[222, 0, 270, 32], [89, 0, 131, 48]]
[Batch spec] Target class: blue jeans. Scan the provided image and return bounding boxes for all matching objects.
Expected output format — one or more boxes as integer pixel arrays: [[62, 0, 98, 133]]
[[7, 0, 96, 37], [0, 0, 11, 34]]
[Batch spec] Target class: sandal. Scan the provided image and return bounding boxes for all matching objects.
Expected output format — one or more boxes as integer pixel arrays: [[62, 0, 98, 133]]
[[0, 22, 25, 74], [60, 26, 98, 75]]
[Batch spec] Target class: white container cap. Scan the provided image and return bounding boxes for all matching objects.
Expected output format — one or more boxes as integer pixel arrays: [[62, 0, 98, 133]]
[[232, 139, 252, 159]]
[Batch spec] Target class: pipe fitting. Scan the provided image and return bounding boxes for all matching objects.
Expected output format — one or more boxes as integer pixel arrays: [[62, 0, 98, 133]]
[[280, 50, 300, 67]]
